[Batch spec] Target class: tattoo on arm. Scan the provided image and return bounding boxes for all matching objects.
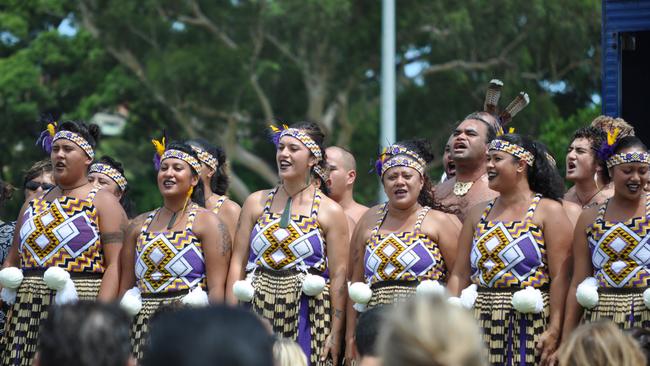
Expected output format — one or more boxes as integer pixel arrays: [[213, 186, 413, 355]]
[[218, 221, 232, 255], [101, 231, 124, 244], [334, 309, 343, 319]]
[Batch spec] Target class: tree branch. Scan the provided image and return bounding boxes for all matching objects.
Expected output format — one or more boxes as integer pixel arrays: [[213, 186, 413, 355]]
[[177, 0, 238, 49]]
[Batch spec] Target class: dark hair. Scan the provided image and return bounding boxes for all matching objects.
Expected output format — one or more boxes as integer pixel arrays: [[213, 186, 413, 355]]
[[603, 136, 650, 181], [23, 159, 53, 189], [38, 301, 131, 366], [497, 134, 565, 201], [388, 138, 443, 209], [627, 328, 650, 366], [312, 168, 331, 196], [462, 112, 498, 143], [96, 155, 136, 219], [571, 126, 609, 183], [0, 178, 13, 205], [186, 139, 230, 195], [355, 306, 386, 357], [164, 141, 206, 208], [144, 306, 274, 366], [57, 120, 101, 149], [288, 121, 329, 182]]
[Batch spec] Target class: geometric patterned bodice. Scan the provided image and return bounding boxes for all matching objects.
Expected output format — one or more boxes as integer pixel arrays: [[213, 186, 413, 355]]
[[470, 194, 549, 288], [19, 188, 105, 273], [364, 204, 447, 285], [135, 203, 206, 294], [587, 194, 650, 288], [246, 187, 327, 273]]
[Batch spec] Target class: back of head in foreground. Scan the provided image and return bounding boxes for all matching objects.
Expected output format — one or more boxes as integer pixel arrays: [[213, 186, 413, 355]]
[[143, 305, 274, 366], [378, 296, 487, 366], [36, 301, 133, 366], [559, 321, 646, 366]]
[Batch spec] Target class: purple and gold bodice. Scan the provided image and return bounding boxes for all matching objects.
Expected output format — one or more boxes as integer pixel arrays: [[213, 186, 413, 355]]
[[246, 188, 327, 273], [212, 196, 227, 215], [364, 205, 447, 284], [135, 204, 206, 294], [471, 194, 549, 288], [587, 194, 650, 288], [19, 188, 105, 273]]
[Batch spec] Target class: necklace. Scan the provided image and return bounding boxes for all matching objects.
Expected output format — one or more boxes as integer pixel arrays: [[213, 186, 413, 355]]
[[576, 185, 605, 208], [161, 205, 187, 230], [58, 182, 89, 196], [279, 184, 312, 228], [453, 174, 485, 197]]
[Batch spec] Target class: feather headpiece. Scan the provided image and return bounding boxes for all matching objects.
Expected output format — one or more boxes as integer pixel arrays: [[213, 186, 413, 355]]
[[151, 130, 167, 170]]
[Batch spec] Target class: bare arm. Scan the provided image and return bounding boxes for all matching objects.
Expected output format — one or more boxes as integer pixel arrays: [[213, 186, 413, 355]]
[[560, 209, 596, 340], [426, 211, 461, 272], [446, 204, 484, 296], [319, 199, 350, 365], [196, 210, 230, 303], [225, 191, 264, 305], [117, 214, 147, 297], [537, 200, 573, 364], [216, 200, 241, 250], [95, 190, 128, 301], [2, 200, 30, 269]]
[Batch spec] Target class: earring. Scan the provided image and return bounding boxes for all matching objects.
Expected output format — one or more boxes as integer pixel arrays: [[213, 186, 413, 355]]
[[594, 171, 600, 191]]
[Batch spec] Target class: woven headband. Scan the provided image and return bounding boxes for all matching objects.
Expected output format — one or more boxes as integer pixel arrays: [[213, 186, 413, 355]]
[[488, 139, 535, 166], [606, 151, 650, 168], [53, 131, 95, 159], [377, 145, 426, 177], [278, 128, 322, 162], [190, 146, 218, 171], [313, 165, 329, 182], [89, 163, 127, 191], [161, 149, 202, 173]]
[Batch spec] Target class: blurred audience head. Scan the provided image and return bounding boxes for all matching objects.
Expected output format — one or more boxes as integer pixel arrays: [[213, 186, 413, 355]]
[[559, 321, 646, 366], [23, 159, 54, 202], [144, 305, 274, 366], [378, 296, 487, 366], [273, 338, 307, 366], [35, 301, 134, 366], [355, 305, 386, 365]]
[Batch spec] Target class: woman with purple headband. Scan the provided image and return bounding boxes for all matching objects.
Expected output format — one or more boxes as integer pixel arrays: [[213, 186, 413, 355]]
[[0, 121, 126, 366], [227, 122, 349, 366], [118, 140, 230, 360], [344, 139, 460, 364], [562, 134, 650, 339], [448, 133, 572, 366]]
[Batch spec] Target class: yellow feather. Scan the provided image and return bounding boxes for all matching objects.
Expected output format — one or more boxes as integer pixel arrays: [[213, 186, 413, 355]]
[[607, 127, 621, 146], [269, 125, 280, 133], [508, 127, 516, 134], [47, 123, 56, 137], [282, 124, 289, 130], [151, 138, 165, 157]]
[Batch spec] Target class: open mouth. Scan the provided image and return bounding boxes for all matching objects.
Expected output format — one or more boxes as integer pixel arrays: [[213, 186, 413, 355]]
[[627, 183, 640, 193], [394, 188, 407, 197], [453, 141, 467, 153], [566, 161, 576, 172], [55, 162, 66, 169], [279, 160, 292, 170], [163, 179, 176, 188], [487, 171, 498, 181], [447, 161, 456, 175]]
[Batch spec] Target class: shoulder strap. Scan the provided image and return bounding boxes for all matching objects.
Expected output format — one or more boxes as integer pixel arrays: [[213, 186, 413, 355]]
[[596, 198, 609, 222], [524, 194, 543, 222], [480, 199, 497, 223], [370, 203, 389, 236], [87, 187, 100, 201], [414, 206, 431, 233], [140, 209, 159, 235], [186, 203, 198, 231], [645, 193, 650, 218], [212, 196, 227, 214], [310, 189, 322, 219], [263, 187, 278, 213]]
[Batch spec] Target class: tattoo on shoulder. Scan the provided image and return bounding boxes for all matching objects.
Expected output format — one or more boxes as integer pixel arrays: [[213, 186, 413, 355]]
[[101, 231, 124, 244], [218, 221, 232, 255]]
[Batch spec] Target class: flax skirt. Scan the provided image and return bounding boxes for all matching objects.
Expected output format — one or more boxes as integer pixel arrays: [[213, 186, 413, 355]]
[[130, 291, 187, 361], [582, 287, 650, 329], [367, 280, 417, 309], [474, 287, 550, 366], [1, 273, 102, 366], [251, 270, 331, 366]]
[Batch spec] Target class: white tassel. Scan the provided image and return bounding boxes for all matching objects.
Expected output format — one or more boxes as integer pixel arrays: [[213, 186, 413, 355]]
[[416, 280, 446, 297], [302, 274, 326, 296], [43, 267, 70, 290], [0, 267, 23, 289], [182, 287, 209, 307], [643, 288, 650, 310], [54, 278, 78, 305], [0, 288, 17, 305], [459, 284, 478, 309], [447, 296, 462, 307], [233, 273, 255, 302], [120, 287, 143, 316], [511, 286, 544, 314], [352, 303, 367, 313], [348, 282, 372, 305], [576, 277, 599, 309]]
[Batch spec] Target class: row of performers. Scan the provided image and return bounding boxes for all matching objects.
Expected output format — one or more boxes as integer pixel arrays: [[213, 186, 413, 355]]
[[0, 85, 647, 366]]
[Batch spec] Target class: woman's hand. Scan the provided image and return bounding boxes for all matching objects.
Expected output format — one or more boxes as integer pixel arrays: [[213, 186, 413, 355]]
[[537, 327, 560, 366], [321, 332, 341, 365]]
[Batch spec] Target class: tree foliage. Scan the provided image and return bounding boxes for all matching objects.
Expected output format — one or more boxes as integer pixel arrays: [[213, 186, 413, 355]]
[[0, 0, 602, 220]]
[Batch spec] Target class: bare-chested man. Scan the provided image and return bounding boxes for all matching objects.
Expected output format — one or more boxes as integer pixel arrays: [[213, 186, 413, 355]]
[[325, 146, 369, 225], [433, 113, 499, 222]]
